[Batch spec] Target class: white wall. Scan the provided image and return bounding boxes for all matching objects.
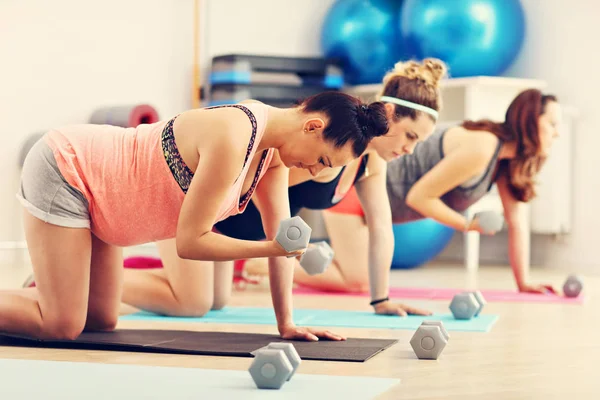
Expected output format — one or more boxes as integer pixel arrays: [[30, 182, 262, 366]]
[[0, 0, 337, 265], [5, 0, 595, 273], [0, 0, 195, 261], [438, 0, 600, 273], [507, 0, 600, 272], [200, 0, 336, 85]]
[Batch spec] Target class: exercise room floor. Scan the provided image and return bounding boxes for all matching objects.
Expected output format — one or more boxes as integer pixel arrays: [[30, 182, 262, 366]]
[[0, 262, 598, 399]]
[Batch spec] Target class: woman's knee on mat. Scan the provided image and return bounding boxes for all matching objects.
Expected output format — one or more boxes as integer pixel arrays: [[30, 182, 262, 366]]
[[211, 290, 231, 311], [169, 291, 214, 317], [344, 279, 370, 293], [41, 313, 86, 340], [85, 309, 118, 332], [341, 270, 370, 293]]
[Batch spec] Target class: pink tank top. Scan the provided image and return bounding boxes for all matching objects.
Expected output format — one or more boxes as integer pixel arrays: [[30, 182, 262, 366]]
[[45, 104, 274, 247]]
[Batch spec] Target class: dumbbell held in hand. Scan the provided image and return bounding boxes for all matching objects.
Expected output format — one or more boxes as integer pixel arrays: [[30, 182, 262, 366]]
[[300, 241, 334, 276], [275, 216, 312, 256], [473, 211, 504, 233]]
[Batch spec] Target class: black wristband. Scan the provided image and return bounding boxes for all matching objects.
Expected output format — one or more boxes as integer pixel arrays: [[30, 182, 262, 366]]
[[369, 296, 389, 306]]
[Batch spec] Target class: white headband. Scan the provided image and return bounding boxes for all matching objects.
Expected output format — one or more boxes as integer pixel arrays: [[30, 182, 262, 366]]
[[380, 96, 439, 119]]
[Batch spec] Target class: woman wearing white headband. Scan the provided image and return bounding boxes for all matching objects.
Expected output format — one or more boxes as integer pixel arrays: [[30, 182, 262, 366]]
[[323, 88, 562, 304], [227, 62, 562, 316], [115, 58, 446, 318]]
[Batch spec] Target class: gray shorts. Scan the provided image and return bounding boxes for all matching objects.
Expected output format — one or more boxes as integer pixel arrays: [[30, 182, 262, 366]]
[[17, 136, 91, 228]]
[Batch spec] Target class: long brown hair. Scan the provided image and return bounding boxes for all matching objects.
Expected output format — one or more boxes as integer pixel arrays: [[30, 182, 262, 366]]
[[462, 89, 558, 202]]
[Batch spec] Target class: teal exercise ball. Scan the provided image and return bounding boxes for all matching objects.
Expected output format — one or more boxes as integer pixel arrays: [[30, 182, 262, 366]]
[[391, 219, 455, 269], [320, 0, 408, 84], [400, 0, 526, 77]]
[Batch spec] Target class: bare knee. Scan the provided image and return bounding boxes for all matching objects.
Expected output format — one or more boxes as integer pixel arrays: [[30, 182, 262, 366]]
[[42, 315, 86, 340], [345, 278, 370, 293], [211, 292, 231, 311], [85, 312, 118, 332], [171, 295, 213, 317]]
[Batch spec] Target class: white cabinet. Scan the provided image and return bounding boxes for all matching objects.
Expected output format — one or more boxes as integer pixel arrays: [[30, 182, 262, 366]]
[[345, 76, 574, 269]]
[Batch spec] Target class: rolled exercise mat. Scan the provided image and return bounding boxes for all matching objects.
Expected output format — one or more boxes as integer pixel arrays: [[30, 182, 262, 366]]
[[0, 329, 397, 362], [123, 256, 164, 269], [89, 104, 159, 127]]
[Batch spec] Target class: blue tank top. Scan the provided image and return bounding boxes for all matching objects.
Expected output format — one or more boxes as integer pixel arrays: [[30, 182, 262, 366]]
[[386, 127, 503, 222], [214, 155, 369, 240]]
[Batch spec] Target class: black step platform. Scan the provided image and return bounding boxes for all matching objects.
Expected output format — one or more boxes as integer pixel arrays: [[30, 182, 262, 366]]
[[207, 83, 336, 107], [210, 54, 344, 89]]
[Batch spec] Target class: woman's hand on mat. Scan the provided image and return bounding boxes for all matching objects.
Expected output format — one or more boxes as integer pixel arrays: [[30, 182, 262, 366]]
[[278, 323, 346, 342], [373, 301, 433, 317], [518, 282, 558, 295]]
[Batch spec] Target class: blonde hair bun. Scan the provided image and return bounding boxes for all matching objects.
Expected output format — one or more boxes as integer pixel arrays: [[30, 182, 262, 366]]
[[382, 58, 447, 89]]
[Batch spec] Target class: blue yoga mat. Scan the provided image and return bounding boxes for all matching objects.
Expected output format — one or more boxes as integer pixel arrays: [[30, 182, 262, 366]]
[[121, 307, 498, 332], [0, 359, 399, 399]]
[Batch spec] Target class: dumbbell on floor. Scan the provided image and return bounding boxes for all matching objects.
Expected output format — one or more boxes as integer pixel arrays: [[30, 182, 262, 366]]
[[563, 275, 583, 298], [410, 320, 449, 360], [449, 290, 486, 320], [300, 241, 334, 275], [470, 290, 486, 316], [249, 342, 302, 390]]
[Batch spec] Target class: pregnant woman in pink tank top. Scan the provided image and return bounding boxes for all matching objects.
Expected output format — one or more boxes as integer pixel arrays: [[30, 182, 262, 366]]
[[2, 91, 389, 341]]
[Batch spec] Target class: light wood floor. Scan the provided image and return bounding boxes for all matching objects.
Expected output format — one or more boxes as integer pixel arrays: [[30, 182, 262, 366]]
[[0, 262, 598, 399]]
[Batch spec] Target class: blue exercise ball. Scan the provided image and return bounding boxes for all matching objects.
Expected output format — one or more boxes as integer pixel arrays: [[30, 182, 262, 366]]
[[400, 0, 526, 77], [321, 0, 408, 85], [391, 219, 455, 269]]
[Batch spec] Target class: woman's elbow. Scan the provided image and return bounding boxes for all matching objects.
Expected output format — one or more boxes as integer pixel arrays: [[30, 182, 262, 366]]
[[176, 239, 194, 260], [405, 189, 421, 210], [176, 233, 203, 260]]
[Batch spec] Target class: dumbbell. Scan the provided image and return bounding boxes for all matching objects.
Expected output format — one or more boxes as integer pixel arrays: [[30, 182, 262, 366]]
[[563, 275, 583, 298], [474, 211, 504, 232], [275, 216, 312, 254], [276, 217, 333, 275], [449, 290, 486, 320], [249, 342, 302, 390], [299, 241, 334, 275], [410, 320, 449, 360]]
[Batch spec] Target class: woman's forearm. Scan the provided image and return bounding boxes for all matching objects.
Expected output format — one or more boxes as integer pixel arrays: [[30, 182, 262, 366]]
[[268, 256, 295, 329], [368, 225, 395, 300], [177, 232, 280, 261], [507, 222, 530, 288], [408, 198, 469, 231]]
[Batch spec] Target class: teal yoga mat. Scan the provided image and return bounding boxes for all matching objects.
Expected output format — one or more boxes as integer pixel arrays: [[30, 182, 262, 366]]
[[0, 359, 400, 399], [121, 307, 499, 332]]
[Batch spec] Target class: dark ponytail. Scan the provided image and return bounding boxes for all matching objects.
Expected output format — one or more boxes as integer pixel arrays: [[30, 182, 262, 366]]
[[356, 102, 389, 141], [300, 91, 389, 156]]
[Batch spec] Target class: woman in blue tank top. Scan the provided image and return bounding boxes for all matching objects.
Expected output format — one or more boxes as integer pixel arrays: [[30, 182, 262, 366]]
[[325, 88, 562, 301]]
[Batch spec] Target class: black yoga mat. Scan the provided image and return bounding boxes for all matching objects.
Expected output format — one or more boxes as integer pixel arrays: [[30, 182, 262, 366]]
[[0, 329, 397, 362]]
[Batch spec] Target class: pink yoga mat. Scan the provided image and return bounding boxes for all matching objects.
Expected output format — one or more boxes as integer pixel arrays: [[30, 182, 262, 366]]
[[293, 286, 584, 304], [123, 257, 583, 304]]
